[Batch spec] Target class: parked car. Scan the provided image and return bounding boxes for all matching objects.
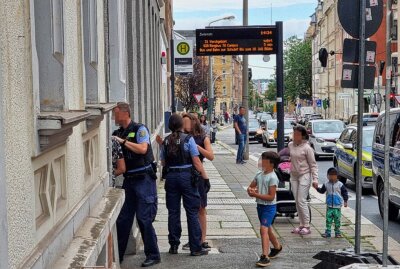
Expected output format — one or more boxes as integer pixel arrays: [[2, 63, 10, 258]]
[[248, 119, 263, 143], [372, 108, 400, 220], [347, 113, 379, 125], [262, 120, 293, 148], [306, 120, 346, 160], [260, 114, 273, 125], [334, 125, 375, 189]]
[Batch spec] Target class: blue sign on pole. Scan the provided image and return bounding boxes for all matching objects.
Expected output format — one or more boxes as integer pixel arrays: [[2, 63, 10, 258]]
[[316, 99, 322, 108]]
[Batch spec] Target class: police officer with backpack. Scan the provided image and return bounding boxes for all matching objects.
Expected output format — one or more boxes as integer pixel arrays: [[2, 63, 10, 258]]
[[160, 113, 209, 256], [112, 102, 160, 267]]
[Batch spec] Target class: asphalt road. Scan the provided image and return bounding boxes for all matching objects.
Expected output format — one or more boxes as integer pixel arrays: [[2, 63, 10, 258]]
[[216, 126, 400, 244]]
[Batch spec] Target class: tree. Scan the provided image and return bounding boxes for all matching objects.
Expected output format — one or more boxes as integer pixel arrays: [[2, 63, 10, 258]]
[[175, 55, 209, 111], [265, 76, 277, 101], [283, 36, 312, 103]]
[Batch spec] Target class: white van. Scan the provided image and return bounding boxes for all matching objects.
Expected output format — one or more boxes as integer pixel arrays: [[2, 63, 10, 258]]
[[372, 108, 400, 220]]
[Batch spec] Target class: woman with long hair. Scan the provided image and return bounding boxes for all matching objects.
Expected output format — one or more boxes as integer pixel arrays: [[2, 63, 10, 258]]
[[288, 125, 319, 235], [199, 114, 211, 137], [182, 113, 214, 251], [161, 113, 209, 256]]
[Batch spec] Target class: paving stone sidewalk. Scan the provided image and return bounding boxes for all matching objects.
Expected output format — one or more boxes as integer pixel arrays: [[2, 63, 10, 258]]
[[121, 143, 383, 269]]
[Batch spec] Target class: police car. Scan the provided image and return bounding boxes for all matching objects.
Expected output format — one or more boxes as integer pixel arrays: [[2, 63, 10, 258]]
[[333, 125, 375, 189], [372, 108, 400, 220]]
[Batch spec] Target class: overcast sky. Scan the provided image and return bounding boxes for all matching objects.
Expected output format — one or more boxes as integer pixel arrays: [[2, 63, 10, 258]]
[[173, 0, 316, 79]]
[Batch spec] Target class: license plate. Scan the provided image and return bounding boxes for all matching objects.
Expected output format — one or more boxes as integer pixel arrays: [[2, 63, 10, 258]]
[[249, 136, 254, 139]]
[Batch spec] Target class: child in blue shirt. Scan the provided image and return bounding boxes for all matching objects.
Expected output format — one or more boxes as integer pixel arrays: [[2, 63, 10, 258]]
[[247, 151, 283, 267]]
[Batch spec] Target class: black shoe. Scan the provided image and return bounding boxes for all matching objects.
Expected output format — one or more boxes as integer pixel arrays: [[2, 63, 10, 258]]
[[169, 245, 179, 254], [268, 245, 282, 259], [182, 242, 190, 250], [240, 161, 247, 164], [190, 249, 209, 256], [256, 255, 271, 267], [141, 258, 161, 267], [201, 242, 211, 250]]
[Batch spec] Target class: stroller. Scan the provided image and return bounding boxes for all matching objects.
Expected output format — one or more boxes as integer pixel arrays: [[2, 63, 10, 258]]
[[274, 150, 312, 221]]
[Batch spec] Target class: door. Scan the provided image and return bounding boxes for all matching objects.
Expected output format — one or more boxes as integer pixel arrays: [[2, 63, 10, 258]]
[[338, 128, 355, 177], [390, 113, 400, 203]]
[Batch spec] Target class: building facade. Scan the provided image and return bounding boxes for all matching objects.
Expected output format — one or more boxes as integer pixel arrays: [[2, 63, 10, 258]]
[[213, 55, 243, 116], [0, 0, 171, 268], [310, 0, 397, 120]]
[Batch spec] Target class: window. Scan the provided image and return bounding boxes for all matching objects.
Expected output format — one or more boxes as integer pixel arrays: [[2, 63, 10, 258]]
[[391, 114, 400, 148], [223, 85, 227, 96], [32, 0, 65, 111], [82, 0, 99, 104], [341, 129, 354, 143]]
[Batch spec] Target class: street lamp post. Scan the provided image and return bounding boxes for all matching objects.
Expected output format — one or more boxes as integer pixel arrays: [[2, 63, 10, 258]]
[[207, 15, 235, 122]]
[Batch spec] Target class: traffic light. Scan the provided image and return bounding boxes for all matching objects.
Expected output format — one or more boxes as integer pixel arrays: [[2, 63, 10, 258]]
[[248, 68, 252, 81], [379, 60, 386, 75], [202, 97, 209, 111], [319, 48, 328, 68], [326, 98, 330, 108], [390, 91, 396, 108]]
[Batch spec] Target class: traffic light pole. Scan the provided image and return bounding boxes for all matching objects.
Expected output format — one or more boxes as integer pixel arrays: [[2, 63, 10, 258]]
[[170, 37, 176, 113]]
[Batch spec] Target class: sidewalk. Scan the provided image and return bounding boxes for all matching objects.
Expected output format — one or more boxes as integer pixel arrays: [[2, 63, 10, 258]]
[[121, 142, 399, 268]]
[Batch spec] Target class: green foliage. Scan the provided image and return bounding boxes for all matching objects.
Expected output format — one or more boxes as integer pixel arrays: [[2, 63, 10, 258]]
[[265, 76, 277, 101], [264, 103, 274, 113], [283, 36, 312, 103]]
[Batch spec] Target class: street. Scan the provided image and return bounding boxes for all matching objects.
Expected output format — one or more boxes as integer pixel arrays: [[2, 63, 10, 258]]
[[217, 126, 400, 244]]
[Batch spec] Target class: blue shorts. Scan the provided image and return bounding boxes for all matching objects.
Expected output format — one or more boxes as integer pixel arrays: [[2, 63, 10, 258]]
[[257, 204, 277, 227]]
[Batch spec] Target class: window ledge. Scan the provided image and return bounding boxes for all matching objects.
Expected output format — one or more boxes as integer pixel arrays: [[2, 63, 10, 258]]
[[85, 103, 117, 132], [38, 110, 91, 152]]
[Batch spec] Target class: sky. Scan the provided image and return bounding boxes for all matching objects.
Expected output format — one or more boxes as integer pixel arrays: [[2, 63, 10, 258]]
[[173, 0, 317, 79]]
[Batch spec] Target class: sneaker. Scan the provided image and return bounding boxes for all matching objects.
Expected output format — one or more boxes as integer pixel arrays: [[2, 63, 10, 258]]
[[335, 233, 343, 238], [182, 242, 190, 250], [299, 227, 311, 235], [321, 233, 331, 238], [240, 161, 247, 164], [169, 245, 178, 254], [256, 255, 271, 267], [291, 226, 304, 234], [201, 242, 211, 250], [268, 245, 283, 259], [190, 249, 209, 256]]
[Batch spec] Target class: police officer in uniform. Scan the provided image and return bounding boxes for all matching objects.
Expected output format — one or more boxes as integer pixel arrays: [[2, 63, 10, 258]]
[[112, 102, 160, 267], [160, 114, 209, 256]]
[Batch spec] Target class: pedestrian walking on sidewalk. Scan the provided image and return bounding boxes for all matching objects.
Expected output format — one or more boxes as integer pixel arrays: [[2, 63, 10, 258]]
[[234, 106, 248, 164], [161, 114, 209, 256], [112, 102, 160, 267], [199, 114, 211, 137], [210, 120, 218, 143], [315, 167, 348, 238], [181, 113, 214, 251], [247, 151, 283, 267], [288, 125, 319, 236]]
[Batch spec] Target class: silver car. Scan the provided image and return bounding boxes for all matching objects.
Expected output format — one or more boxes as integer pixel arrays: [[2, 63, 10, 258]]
[[306, 120, 346, 160], [262, 120, 293, 147]]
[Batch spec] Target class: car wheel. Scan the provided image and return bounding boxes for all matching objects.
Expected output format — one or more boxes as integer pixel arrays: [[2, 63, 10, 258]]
[[378, 182, 399, 221]]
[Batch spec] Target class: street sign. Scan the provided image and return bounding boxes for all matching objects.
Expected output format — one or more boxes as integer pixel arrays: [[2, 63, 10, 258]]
[[338, 93, 352, 100], [316, 99, 322, 107], [343, 39, 377, 64], [195, 26, 278, 56], [174, 40, 193, 74], [338, 0, 383, 39], [341, 64, 376, 89], [193, 93, 203, 104]]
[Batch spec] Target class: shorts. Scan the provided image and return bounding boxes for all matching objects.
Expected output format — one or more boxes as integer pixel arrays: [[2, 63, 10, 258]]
[[198, 177, 209, 208], [257, 204, 277, 227]]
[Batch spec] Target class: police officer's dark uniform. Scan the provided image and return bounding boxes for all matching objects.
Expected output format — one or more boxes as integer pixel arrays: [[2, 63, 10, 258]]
[[161, 131, 207, 256], [114, 121, 160, 266]]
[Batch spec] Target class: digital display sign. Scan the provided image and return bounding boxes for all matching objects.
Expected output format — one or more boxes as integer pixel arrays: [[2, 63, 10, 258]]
[[196, 26, 277, 56]]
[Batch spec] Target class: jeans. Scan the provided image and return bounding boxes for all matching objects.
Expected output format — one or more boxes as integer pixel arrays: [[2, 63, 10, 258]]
[[116, 174, 160, 261], [236, 134, 246, 163], [165, 171, 202, 252]]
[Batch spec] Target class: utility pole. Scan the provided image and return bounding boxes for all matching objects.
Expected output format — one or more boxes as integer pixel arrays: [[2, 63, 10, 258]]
[[383, 0, 392, 265], [170, 36, 176, 113], [242, 0, 249, 160], [276, 21, 285, 152]]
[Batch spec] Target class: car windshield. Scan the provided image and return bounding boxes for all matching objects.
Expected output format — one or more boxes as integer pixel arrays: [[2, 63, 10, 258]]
[[313, 121, 345, 133], [267, 121, 291, 130], [249, 121, 259, 128], [261, 115, 272, 120], [362, 129, 374, 147]]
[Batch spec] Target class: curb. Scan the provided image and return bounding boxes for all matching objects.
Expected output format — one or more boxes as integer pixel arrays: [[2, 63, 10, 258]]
[[216, 140, 259, 163]]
